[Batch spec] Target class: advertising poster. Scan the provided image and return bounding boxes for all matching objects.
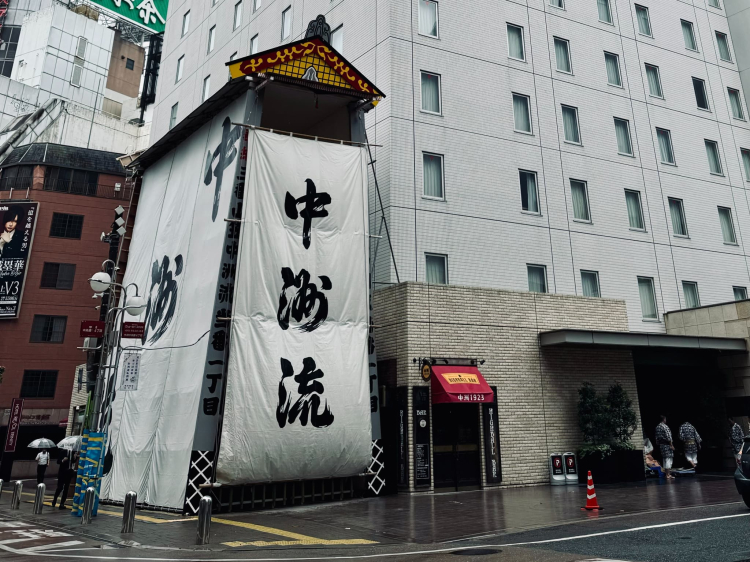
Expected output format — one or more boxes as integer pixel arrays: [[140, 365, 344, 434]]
[[0, 201, 37, 319]]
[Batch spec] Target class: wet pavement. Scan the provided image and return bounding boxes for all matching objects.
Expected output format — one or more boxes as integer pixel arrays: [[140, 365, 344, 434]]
[[0, 474, 743, 560]]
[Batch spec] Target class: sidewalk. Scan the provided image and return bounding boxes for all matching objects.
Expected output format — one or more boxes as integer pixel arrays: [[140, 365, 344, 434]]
[[0, 474, 741, 553]]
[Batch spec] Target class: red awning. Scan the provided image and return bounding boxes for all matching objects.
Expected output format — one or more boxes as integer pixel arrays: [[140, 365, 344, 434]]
[[430, 366, 494, 404]]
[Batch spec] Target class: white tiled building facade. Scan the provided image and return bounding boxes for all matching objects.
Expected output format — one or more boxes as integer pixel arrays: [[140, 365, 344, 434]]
[[153, 0, 750, 333]]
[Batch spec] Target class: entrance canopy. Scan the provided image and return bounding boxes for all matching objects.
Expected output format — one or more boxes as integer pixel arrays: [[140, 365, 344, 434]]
[[539, 329, 747, 352], [431, 366, 494, 404]]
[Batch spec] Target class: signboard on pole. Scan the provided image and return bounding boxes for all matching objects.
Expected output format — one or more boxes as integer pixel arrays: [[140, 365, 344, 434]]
[[80, 320, 106, 338], [83, 0, 168, 34], [119, 353, 140, 391], [4, 398, 24, 452], [0, 202, 38, 319], [122, 322, 145, 339]]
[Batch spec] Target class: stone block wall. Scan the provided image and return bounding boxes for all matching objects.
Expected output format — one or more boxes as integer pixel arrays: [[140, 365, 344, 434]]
[[373, 282, 643, 490]]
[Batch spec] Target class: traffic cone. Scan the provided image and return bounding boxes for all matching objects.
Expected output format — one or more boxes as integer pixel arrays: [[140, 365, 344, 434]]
[[582, 471, 602, 510]]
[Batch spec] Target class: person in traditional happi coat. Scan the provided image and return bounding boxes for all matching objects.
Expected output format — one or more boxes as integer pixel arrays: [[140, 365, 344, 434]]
[[655, 415, 675, 479], [679, 421, 702, 468], [729, 417, 745, 458]]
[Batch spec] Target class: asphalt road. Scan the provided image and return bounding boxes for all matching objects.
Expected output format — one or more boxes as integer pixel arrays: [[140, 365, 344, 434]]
[[1, 502, 748, 561]]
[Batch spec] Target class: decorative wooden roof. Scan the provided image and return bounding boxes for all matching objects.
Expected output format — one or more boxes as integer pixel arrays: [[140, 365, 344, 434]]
[[227, 36, 384, 99]]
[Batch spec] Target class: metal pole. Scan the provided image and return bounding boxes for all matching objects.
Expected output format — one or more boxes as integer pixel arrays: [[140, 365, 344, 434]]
[[81, 487, 96, 525], [196, 496, 212, 545], [10, 481, 22, 510], [0, 479, 4, 498], [121, 491, 137, 533], [33, 483, 45, 514]]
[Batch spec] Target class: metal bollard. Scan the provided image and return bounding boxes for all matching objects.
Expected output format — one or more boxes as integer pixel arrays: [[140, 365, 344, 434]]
[[196, 495, 212, 545], [121, 491, 137, 533], [80, 487, 96, 525], [33, 483, 46, 514], [0, 479, 4, 499], [10, 481, 23, 510]]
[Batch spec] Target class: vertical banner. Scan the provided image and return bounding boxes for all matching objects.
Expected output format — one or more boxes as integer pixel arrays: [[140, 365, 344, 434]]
[[72, 431, 105, 516], [397, 387, 408, 487], [413, 387, 430, 488], [3, 398, 23, 452], [216, 130, 371, 484], [482, 386, 502, 485], [0, 202, 38, 318]]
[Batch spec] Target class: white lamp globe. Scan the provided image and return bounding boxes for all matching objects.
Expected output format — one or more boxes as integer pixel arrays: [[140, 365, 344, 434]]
[[89, 271, 112, 293], [125, 295, 147, 316]]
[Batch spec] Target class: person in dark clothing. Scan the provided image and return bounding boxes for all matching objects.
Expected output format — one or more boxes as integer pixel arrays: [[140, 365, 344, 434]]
[[0, 205, 24, 258], [52, 453, 72, 509]]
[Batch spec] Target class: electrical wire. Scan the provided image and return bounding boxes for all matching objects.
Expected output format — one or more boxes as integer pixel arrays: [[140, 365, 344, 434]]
[[121, 329, 211, 352]]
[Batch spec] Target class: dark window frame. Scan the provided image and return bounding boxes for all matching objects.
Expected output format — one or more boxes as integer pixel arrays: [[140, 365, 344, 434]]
[[125, 57, 135, 70], [29, 315, 67, 343], [49, 213, 84, 239], [40, 262, 76, 290], [20, 370, 58, 399]]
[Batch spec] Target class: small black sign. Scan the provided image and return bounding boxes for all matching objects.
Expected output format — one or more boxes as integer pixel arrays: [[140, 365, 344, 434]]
[[413, 386, 430, 488], [482, 386, 502, 484], [397, 387, 408, 487], [551, 454, 564, 476], [564, 453, 577, 476]]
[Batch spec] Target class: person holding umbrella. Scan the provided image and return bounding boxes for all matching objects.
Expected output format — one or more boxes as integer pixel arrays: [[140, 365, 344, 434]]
[[28, 437, 56, 484]]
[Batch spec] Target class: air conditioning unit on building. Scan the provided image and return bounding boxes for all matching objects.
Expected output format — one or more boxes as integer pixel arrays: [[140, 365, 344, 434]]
[[114, 183, 121, 192]]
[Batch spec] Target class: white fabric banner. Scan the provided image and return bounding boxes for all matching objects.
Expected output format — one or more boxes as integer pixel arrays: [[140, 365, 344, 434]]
[[100, 95, 247, 509], [216, 130, 371, 484]]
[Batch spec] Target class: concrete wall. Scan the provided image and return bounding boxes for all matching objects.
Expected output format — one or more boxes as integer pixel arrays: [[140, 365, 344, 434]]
[[105, 30, 145, 99], [373, 282, 642, 489], [727, 0, 750, 110]]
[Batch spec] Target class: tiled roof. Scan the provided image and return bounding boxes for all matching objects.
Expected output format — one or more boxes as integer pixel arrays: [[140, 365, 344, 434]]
[[1, 143, 125, 175]]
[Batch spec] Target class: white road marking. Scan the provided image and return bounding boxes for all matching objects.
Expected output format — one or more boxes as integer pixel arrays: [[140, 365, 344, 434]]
[[0, 511, 747, 560], [20, 541, 85, 552]]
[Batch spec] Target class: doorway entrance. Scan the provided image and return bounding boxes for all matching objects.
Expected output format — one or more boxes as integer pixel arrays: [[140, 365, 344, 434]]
[[432, 403, 481, 491]]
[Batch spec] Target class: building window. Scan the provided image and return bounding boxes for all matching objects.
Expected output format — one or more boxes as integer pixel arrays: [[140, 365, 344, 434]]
[[729, 88, 745, 120], [570, 179, 590, 222], [519, 170, 539, 214], [418, 0, 438, 38], [605, 52, 621, 86], [420, 71, 441, 114], [668, 197, 688, 237], [693, 78, 709, 110], [0, 26, 22, 77], [734, 286, 747, 301], [705, 140, 723, 175], [597, 0, 612, 23], [614, 118, 633, 156], [76, 36, 87, 60], [716, 31, 732, 62], [562, 105, 580, 144], [234, 1, 242, 30], [228, 52, 237, 80], [281, 6, 291, 40], [331, 25, 343, 53], [423, 153, 444, 199], [549, 0, 564, 8], [182, 11, 190, 37], [638, 277, 657, 320], [175, 55, 184, 83], [40, 263, 75, 290], [527, 265, 547, 293], [125, 58, 135, 70], [554, 37, 572, 73], [251, 34, 259, 54], [30, 315, 67, 343], [70, 64, 82, 87], [625, 189, 645, 230], [254, 0, 261, 12], [44, 168, 98, 195], [425, 253, 447, 284], [581, 270, 601, 297], [635, 5, 652, 37], [513, 94, 531, 133], [170, 103, 178, 130], [682, 20, 697, 51], [645, 64, 663, 98], [49, 213, 83, 238], [683, 281, 700, 309], [708, 0, 721, 8], [202, 76, 210, 102], [718, 206, 737, 244], [742, 149, 750, 181], [0, 165, 32, 191], [208, 26, 216, 53], [656, 128, 675, 164], [20, 370, 57, 399], [507, 24, 525, 61]]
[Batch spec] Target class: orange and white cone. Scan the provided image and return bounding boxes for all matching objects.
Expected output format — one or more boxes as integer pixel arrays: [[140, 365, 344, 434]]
[[582, 471, 602, 510]]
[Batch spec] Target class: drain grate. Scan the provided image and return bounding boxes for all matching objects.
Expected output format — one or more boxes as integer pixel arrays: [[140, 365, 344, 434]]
[[451, 549, 502, 556]]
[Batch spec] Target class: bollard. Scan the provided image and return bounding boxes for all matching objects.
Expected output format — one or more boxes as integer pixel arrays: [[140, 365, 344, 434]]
[[196, 495, 212, 545], [81, 487, 96, 525], [10, 481, 22, 510], [33, 483, 46, 514], [0, 479, 4, 499], [121, 491, 137, 534]]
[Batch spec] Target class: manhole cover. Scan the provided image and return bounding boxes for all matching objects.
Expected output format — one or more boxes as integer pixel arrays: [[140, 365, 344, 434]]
[[452, 549, 501, 556]]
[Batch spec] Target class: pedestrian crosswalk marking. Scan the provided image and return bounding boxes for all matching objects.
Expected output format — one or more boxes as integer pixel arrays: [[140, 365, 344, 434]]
[[20, 540, 84, 552]]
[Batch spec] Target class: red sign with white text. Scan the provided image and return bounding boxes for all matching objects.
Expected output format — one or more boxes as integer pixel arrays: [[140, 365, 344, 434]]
[[122, 322, 145, 339], [80, 320, 105, 338], [4, 398, 23, 452]]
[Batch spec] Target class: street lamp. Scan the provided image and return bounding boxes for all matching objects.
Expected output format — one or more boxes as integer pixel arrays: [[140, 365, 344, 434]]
[[89, 271, 112, 293], [124, 295, 147, 316]]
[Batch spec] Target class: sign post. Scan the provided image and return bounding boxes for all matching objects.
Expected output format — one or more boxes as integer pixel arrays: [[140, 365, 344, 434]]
[[122, 322, 145, 340], [0, 398, 24, 480], [80, 320, 106, 338]]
